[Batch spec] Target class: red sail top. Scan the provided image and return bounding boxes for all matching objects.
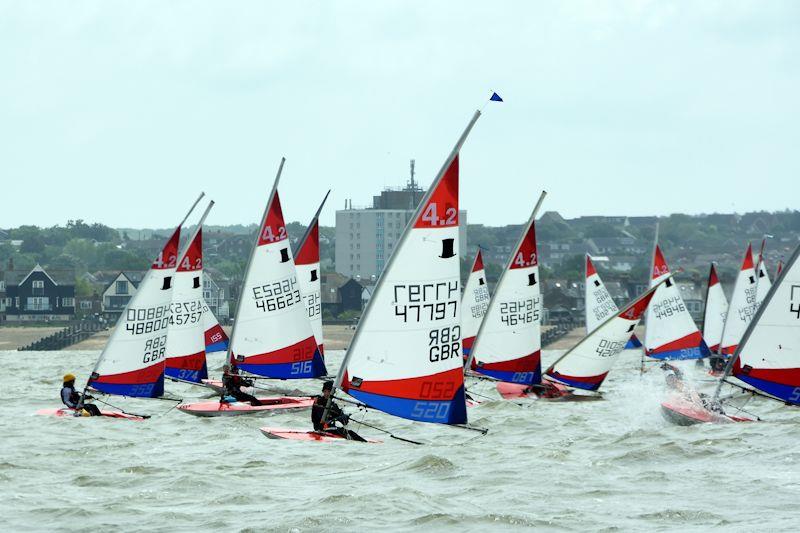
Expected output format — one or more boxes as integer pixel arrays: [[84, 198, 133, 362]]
[[708, 263, 720, 287], [620, 289, 657, 321], [414, 155, 458, 229], [471, 249, 484, 272], [257, 191, 288, 246], [586, 254, 597, 278], [152, 227, 180, 270], [295, 220, 320, 266], [177, 229, 203, 273], [509, 221, 538, 270], [740, 243, 754, 271], [652, 245, 671, 280]]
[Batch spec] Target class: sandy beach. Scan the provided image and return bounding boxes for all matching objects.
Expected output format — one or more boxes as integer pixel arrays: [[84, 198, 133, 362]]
[[0, 324, 632, 352]]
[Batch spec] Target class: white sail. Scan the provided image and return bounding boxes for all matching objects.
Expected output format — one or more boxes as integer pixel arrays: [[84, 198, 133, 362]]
[[755, 248, 772, 309], [585, 254, 618, 333], [334, 111, 482, 425], [719, 243, 757, 355], [294, 192, 329, 355], [165, 203, 214, 383], [701, 263, 728, 353], [87, 229, 180, 397], [547, 282, 661, 391], [461, 249, 490, 358], [725, 243, 800, 404], [469, 209, 543, 385], [644, 245, 709, 359], [229, 161, 326, 379]]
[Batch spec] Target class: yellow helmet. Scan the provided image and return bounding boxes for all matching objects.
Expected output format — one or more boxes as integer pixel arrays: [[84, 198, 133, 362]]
[[63, 373, 76, 383]]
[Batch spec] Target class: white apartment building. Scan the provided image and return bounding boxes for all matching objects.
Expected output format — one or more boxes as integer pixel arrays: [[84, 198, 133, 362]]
[[335, 207, 468, 280]]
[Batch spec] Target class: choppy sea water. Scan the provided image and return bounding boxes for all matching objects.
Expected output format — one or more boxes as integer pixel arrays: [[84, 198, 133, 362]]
[[3, 348, 799, 532]]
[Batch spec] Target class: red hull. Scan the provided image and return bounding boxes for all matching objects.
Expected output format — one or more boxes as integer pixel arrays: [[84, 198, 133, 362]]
[[35, 408, 146, 421], [496, 381, 598, 402], [660, 395, 753, 425], [259, 426, 381, 443], [177, 396, 314, 417]]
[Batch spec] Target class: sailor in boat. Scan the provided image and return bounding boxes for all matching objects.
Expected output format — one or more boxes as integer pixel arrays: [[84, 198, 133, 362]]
[[660, 364, 724, 414], [708, 356, 726, 375], [660, 363, 685, 390], [311, 380, 366, 441], [221, 364, 262, 406], [60, 374, 102, 416], [521, 380, 570, 399]]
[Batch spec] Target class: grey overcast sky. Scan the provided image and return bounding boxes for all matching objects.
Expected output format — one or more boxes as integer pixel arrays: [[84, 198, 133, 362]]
[[1, 1, 798, 229]]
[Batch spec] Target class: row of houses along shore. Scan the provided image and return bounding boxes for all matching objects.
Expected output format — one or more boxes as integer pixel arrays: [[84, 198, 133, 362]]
[[0, 170, 795, 327]]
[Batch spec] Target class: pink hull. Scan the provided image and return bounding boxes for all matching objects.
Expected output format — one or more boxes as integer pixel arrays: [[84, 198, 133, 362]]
[[35, 408, 146, 421], [496, 381, 573, 400], [660, 395, 752, 426], [177, 396, 314, 417], [259, 426, 381, 443]]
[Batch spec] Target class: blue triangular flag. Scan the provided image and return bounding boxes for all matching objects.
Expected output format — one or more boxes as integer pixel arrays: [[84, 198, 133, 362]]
[[490, 92, 503, 102]]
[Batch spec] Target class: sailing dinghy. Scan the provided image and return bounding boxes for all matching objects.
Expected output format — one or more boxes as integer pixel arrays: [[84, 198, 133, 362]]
[[701, 263, 729, 354], [660, 242, 800, 425], [584, 254, 642, 350], [165, 203, 215, 384], [40, 195, 206, 419], [178, 160, 325, 417], [262, 110, 485, 442], [200, 194, 328, 396], [465, 194, 546, 389], [536, 282, 662, 397], [461, 249, 490, 359], [643, 243, 710, 361], [294, 191, 329, 356]]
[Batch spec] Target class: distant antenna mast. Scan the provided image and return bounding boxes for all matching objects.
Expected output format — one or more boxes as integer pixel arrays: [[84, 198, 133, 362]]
[[409, 159, 417, 208]]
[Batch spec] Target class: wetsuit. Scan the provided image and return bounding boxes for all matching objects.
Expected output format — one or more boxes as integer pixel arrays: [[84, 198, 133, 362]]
[[311, 396, 366, 442], [221, 373, 262, 406], [60, 385, 102, 416]]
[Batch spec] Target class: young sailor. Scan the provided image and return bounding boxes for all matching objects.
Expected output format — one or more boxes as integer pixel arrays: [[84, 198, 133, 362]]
[[221, 365, 262, 406], [311, 380, 365, 441], [60, 374, 101, 416]]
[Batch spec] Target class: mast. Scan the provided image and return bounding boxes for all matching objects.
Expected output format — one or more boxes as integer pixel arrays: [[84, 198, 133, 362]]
[[641, 221, 660, 372], [293, 190, 331, 256], [585, 253, 590, 335], [225, 158, 286, 366], [81, 193, 204, 398], [463, 190, 547, 371], [180, 192, 206, 228], [713, 242, 800, 402], [178, 201, 214, 263], [325, 110, 482, 420]]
